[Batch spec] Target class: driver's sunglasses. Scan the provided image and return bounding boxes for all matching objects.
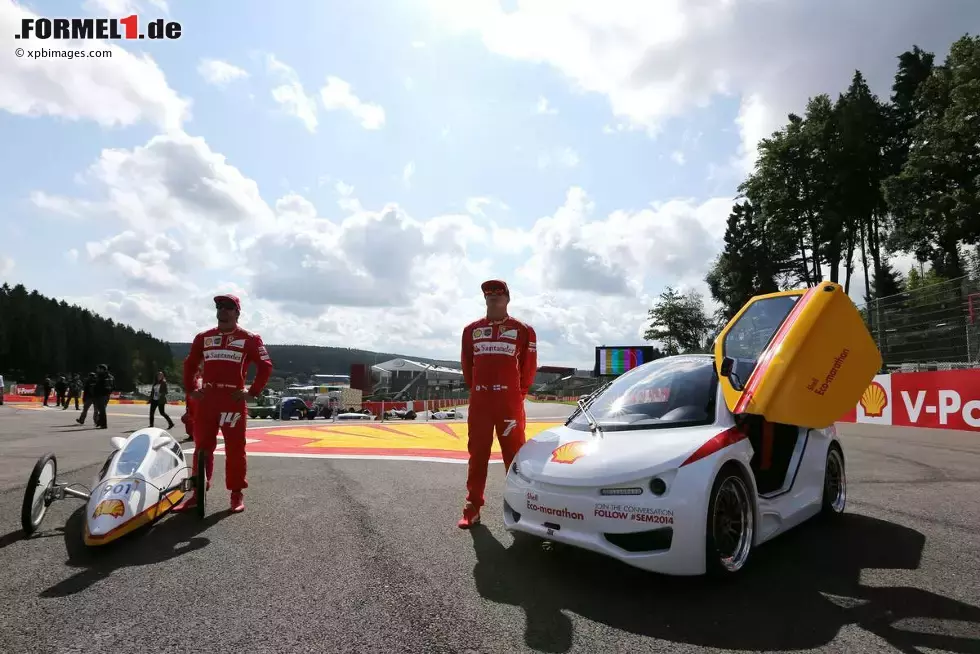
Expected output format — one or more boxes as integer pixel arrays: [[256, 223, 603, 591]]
[[484, 288, 506, 297], [215, 301, 237, 310]]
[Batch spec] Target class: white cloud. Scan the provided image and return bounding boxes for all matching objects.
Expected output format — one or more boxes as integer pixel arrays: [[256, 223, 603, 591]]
[[402, 161, 416, 188], [1, 0, 189, 130], [31, 130, 275, 275], [319, 76, 386, 130], [516, 187, 731, 299], [535, 96, 558, 115], [424, 0, 980, 172], [265, 54, 318, 132], [29, 121, 731, 365], [670, 151, 686, 166], [0, 254, 14, 278], [198, 58, 249, 86]]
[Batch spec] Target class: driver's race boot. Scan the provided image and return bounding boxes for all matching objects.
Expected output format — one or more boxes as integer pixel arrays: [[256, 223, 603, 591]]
[[230, 491, 244, 513], [457, 502, 480, 529]]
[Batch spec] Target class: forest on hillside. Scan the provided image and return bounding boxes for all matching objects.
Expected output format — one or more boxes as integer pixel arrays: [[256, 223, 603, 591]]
[[167, 342, 461, 381], [643, 34, 980, 366], [0, 283, 175, 388]]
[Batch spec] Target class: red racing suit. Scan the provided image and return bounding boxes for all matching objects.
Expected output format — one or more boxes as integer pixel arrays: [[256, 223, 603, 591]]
[[461, 315, 537, 508], [183, 326, 273, 491]]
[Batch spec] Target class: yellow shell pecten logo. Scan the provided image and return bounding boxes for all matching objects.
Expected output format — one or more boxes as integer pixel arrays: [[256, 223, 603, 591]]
[[93, 498, 125, 519], [859, 381, 888, 417], [550, 441, 591, 464]]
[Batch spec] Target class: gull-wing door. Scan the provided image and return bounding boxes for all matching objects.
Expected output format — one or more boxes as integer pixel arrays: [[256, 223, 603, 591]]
[[714, 281, 882, 429]]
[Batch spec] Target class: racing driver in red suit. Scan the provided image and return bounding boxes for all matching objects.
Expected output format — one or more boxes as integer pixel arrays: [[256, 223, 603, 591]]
[[458, 279, 537, 528], [174, 294, 273, 513]]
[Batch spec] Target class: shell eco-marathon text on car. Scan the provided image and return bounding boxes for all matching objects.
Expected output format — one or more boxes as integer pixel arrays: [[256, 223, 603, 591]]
[[14, 16, 182, 40]]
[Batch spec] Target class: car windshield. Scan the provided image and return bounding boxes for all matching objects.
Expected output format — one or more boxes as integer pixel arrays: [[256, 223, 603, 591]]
[[567, 355, 718, 432], [114, 432, 150, 476]]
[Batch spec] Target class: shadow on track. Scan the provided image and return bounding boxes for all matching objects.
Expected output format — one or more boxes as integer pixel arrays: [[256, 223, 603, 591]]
[[470, 513, 980, 653], [39, 505, 230, 598]]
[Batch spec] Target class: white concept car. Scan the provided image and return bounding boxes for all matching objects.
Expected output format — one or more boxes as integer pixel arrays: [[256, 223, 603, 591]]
[[503, 282, 881, 577]]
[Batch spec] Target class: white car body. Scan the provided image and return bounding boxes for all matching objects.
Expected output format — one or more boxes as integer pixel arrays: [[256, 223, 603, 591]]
[[84, 428, 189, 546], [503, 353, 844, 577], [335, 411, 375, 421], [430, 408, 464, 420]]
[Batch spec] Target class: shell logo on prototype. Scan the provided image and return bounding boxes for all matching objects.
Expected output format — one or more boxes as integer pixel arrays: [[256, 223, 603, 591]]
[[860, 381, 888, 417], [93, 498, 125, 519], [550, 441, 592, 464]]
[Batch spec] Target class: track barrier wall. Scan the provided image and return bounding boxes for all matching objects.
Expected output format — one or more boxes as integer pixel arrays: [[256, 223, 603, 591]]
[[837, 369, 980, 431]]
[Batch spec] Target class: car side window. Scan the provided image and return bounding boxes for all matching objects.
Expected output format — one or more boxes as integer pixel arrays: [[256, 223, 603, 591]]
[[722, 295, 799, 382]]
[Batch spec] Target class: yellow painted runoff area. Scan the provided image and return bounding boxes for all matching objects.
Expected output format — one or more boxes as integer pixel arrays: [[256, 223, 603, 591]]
[[265, 422, 562, 452]]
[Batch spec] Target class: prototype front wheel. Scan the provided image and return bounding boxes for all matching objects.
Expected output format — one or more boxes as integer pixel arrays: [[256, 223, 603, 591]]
[[705, 463, 755, 578], [21, 453, 58, 535], [195, 450, 208, 519]]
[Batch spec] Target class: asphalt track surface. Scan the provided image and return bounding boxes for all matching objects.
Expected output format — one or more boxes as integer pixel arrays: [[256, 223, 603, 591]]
[[2, 402, 979, 653]]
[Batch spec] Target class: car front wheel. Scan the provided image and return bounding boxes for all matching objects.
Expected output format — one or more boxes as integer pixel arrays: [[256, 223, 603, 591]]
[[704, 463, 755, 578], [820, 443, 846, 518]]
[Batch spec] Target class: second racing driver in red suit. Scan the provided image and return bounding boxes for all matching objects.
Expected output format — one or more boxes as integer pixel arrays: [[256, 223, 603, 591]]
[[458, 279, 537, 528], [174, 294, 273, 513]]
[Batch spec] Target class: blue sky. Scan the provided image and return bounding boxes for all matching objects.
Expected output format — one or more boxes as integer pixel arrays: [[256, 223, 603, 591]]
[[1, 0, 976, 368]]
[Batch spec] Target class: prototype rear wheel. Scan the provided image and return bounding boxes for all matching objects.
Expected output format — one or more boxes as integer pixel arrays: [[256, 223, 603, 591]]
[[820, 443, 846, 518], [195, 450, 208, 519], [705, 463, 755, 577], [22, 453, 58, 535]]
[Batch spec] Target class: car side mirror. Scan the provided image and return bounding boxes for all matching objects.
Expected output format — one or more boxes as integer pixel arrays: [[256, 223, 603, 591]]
[[109, 436, 127, 451], [719, 356, 734, 377], [719, 356, 744, 391]]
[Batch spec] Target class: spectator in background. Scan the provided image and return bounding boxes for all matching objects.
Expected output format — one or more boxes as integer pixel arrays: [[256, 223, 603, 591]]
[[149, 371, 176, 430], [55, 375, 67, 408], [93, 364, 114, 429], [76, 372, 97, 425], [42, 376, 52, 406], [63, 374, 81, 410]]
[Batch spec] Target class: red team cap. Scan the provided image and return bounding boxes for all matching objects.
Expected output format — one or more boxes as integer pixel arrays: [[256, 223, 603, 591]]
[[214, 294, 241, 311], [481, 279, 510, 296]]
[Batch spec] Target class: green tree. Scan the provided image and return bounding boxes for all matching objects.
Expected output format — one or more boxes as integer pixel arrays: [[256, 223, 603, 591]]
[[705, 200, 788, 321], [884, 35, 980, 278], [643, 288, 713, 355]]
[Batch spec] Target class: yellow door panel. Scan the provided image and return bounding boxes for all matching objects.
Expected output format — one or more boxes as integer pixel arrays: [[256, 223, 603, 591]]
[[714, 281, 882, 429]]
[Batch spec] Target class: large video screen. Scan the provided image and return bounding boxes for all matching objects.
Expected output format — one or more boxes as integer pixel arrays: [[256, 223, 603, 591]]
[[594, 346, 659, 376]]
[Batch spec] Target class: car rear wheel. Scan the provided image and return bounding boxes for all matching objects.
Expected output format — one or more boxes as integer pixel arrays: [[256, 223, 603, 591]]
[[820, 443, 846, 518], [705, 463, 754, 577]]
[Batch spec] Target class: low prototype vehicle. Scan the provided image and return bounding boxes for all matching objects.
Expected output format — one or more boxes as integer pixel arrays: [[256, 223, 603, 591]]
[[384, 408, 418, 420], [21, 428, 210, 546], [335, 409, 375, 421], [430, 408, 464, 420], [503, 282, 882, 577]]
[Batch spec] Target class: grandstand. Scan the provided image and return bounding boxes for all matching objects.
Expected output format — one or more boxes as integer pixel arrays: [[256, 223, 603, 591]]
[[370, 358, 465, 400], [854, 261, 980, 372]]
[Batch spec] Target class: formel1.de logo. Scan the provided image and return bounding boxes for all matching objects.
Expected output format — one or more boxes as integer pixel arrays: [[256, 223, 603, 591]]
[[15, 15, 182, 41]]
